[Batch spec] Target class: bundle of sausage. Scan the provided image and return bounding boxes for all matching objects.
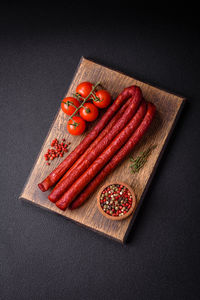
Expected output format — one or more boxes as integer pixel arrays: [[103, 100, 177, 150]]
[[48, 87, 142, 202], [70, 102, 155, 209], [38, 85, 140, 192], [38, 85, 156, 211]]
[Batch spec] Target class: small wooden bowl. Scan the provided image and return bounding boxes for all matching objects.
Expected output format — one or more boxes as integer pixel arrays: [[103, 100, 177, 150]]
[[97, 182, 137, 221]]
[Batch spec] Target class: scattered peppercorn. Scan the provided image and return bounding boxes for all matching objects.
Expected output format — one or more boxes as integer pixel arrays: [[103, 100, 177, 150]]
[[44, 138, 70, 165], [100, 184, 133, 217]]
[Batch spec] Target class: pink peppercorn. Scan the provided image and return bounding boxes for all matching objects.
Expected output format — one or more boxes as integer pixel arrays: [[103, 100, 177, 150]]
[[44, 138, 70, 165]]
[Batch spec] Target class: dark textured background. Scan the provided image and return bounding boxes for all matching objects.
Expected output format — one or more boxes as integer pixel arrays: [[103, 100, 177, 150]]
[[1, 3, 200, 300]]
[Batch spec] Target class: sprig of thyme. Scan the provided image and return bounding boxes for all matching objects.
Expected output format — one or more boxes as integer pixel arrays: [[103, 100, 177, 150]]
[[130, 145, 157, 173]]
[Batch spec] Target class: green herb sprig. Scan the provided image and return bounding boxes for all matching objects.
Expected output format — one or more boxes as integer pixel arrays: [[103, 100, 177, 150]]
[[130, 145, 157, 173]]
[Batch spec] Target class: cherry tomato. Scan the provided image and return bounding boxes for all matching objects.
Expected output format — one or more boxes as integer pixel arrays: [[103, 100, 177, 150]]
[[76, 82, 93, 100], [80, 103, 99, 122], [61, 97, 80, 116], [67, 116, 86, 135], [93, 90, 111, 108]]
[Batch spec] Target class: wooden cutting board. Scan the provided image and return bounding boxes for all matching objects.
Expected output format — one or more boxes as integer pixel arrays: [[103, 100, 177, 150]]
[[19, 57, 185, 243]]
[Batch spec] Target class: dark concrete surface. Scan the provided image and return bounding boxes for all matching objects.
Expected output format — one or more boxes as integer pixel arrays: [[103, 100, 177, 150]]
[[0, 3, 200, 300]]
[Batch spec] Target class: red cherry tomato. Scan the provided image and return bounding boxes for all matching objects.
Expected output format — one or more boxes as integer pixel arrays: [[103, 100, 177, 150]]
[[67, 116, 86, 135], [80, 103, 99, 122], [93, 90, 111, 108], [76, 82, 93, 101], [61, 97, 80, 116]]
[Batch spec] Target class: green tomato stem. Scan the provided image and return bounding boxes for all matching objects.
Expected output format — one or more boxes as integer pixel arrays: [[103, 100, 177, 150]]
[[62, 100, 78, 109], [69, 82, 100, 120]]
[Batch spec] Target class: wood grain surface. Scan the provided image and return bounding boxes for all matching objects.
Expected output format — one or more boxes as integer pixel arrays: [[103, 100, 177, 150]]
[[19, 57, 185, 243]]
